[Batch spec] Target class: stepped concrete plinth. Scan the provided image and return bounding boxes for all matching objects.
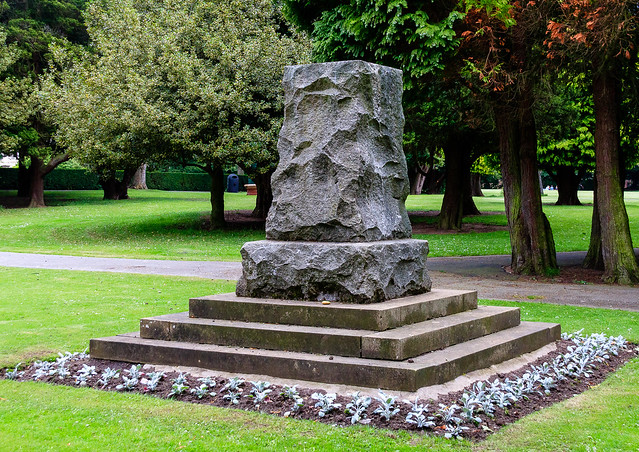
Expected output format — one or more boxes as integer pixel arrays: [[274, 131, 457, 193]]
[[139, 302, 519, 360], [91, 321, 560, 391], [89, 60, 561, 391]]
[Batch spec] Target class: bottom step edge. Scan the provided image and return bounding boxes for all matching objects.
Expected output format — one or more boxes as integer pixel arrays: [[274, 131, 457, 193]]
[[90, 322, 560, 391]]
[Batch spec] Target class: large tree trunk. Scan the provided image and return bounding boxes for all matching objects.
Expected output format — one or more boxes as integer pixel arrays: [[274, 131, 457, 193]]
[[438, 140, 464, 230], [207, 163, 226, 229], [100, 168, 135, 200], [129, 163, 148, 190], [584, 174, 604, 269], [591, 69, 639, 284], [252, 170, 274, 219], [27, 156, 46, 208], [553, 166, 583, 206], [17, 159, 29, 197], [495, 93, 557, 275], [26, 152, 71, 207], [438, 136, 480, 230]]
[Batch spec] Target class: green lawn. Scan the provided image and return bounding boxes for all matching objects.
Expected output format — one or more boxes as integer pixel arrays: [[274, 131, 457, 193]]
[[0, 266, 235, 367], [1, 267, 638, 451], [1, 189, 637, 261]]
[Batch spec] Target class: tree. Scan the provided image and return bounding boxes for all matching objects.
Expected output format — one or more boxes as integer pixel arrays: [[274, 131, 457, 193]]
[[536, 74, 595, 205], [459, 2, 558, 274], [0, 0, 88, 207], [48, 0, 310, 221], [546, 0, 639, 283]]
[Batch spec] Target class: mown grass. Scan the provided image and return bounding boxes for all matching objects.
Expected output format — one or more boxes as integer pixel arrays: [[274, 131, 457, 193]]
[[1, 189, 637, 260], [0, 381, 464, 451], [0, 266, 235, 367], [1, 267, 638, 451]]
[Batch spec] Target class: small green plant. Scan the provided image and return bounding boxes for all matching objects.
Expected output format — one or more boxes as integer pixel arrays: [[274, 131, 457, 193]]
[[405, 397, 436, 429], [311, 392, 341, 418], [222, 377, 245, 392], [190, 384, 215, 399], [436, 403, 462, 426], [98, 368, 120, 387], [280, 385, 304, 413], [247, 381, 271, 404], [168, 382, 189, 398], [143, 371, 165, 392], [345, 391, 372, 425], [116, 376, 139, 391], [223, 391, 240, 404], [373, 390, 400, 421], [197, 376, 216, 387], [172, 372, 189, 386], [124, 364, 144, 380], [74, 365, 97, 386], [5, 363, 23, 380]]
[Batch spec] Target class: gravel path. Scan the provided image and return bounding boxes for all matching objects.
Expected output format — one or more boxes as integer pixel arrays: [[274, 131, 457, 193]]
[[2, 250, 638, 311]]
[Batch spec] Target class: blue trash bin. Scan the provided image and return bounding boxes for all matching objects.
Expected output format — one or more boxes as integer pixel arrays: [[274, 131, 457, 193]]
[[227, 174, 239, 193]]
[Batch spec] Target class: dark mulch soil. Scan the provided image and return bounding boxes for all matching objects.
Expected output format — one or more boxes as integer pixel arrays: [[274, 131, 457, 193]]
[[504, 264, 619, 286], [3, 340, 636, 442]]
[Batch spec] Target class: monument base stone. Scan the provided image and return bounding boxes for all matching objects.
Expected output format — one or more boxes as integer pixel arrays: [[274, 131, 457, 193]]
[[236, 239, 431, 304]]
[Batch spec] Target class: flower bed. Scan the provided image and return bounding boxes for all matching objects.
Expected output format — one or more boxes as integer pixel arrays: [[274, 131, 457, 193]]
[[2, 331, 636, 441]]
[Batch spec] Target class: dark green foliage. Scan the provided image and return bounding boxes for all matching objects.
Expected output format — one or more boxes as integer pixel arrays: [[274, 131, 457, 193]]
[[284, 0, 462, 86], [0, 168, 251, 191]]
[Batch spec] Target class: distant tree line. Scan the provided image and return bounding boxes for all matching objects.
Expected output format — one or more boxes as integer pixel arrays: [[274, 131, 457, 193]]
[[0, 0, 637, 283]]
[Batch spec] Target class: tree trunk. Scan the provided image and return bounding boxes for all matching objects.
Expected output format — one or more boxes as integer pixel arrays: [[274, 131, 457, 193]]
[[439, 136, 480, 229], [591, 69, 639, 284], [438, 139, 464, 230], [25, 152, 71, 207], [470, 173, 483, 197], [129, 163, 148, 189], [17, 159, 29, 197], [495, 94, 557, 275], [584, 174, 604, 269], [100, 168, 135, 200], [410, 164, 429, 195], [208, 163, 226, 229], [553, 167, 583, 206], [463, 166, 480, 216], [27, 156, 46, 208], [252, 170, 274, 219]]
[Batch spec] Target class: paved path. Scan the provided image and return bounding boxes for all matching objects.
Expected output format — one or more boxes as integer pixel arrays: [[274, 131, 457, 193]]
[[2, 250, 638, 311]]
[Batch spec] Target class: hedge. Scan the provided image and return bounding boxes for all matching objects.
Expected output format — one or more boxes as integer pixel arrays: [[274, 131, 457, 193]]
[[0, 168, 252, 191]]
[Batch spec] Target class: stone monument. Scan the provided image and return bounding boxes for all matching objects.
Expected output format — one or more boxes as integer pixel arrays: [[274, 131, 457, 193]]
[[237, 60, 431, 303], [91, 61, 560, 391]]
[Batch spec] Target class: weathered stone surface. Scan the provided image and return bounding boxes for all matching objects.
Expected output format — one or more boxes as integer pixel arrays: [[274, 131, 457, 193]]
[[235, 239, 431, 304], [190, 289, 478, 331], [266, 60, 411, 242]]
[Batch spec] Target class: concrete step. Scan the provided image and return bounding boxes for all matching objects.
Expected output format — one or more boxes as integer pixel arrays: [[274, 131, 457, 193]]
[[140, 312, 370, 358], [362, 305, 520, 360], [189, 289, 478, 331], [139, 306, 519, 360], [90, 321, 560, 391]]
